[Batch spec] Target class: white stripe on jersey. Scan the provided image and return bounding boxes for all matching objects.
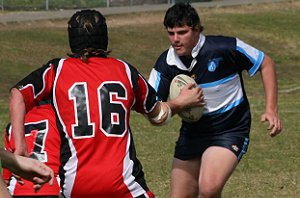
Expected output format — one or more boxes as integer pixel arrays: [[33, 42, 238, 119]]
[[201, 73, 244, 115], [19, 66, 52, 99], [236, 38, 264, 76], [52, 59, 78, 198], [123, 131, 148, 197], [7, 177, 17, 195], [148, 68, 160, 91], [119, 59, 137, 111], [118, 59, 134, 89]]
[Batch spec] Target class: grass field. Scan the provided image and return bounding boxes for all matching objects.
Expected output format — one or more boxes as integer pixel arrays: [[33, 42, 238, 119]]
[[0, 1, 299, 197]]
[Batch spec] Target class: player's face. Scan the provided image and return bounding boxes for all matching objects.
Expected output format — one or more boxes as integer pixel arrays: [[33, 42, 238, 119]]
[[167, 25, 200, 57]]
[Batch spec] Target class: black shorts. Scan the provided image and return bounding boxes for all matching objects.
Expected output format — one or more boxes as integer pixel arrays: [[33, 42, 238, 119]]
[[174, 132, 250, 161]]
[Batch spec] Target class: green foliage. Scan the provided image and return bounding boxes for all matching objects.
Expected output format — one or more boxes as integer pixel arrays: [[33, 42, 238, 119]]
[[0, 1, 299, 197]]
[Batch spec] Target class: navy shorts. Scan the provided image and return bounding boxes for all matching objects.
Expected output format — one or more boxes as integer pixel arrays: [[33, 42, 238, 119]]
[[174, 132, 250, 161]]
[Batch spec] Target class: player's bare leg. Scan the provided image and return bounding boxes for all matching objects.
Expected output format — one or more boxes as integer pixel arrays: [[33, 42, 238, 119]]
[[199, 146, 238, 198], [170, 157, 200, 198]]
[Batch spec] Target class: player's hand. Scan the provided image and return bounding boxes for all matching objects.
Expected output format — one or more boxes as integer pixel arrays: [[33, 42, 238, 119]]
[[261, 111, 282, 137], [10, 155, 54, 191], [177, 83, 205, 109]]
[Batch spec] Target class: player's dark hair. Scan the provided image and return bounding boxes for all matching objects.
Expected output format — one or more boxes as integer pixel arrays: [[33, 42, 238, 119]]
[[163, 3, 203, 32], [67, 9, 111, 62]]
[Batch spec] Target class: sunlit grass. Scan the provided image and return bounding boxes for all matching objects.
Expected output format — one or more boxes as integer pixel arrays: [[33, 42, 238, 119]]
[[0, 1, 299, 197]]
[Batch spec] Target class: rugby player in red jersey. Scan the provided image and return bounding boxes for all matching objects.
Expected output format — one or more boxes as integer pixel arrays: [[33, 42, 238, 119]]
[[9, 9, 203, 198], [3, 101, 60, 198]]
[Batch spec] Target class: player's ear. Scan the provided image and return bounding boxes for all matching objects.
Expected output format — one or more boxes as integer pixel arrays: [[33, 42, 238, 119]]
[[193, 24, 203, 33], [192, 26, 200, 34]]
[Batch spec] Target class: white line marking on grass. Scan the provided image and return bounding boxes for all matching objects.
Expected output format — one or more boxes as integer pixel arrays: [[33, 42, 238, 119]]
[[279, 86, 300, 93], [251, 110, 300, 113]]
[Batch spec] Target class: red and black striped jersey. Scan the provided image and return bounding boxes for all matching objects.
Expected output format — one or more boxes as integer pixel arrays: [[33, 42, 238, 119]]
[[2, 103, 61, 196], [14, 56, 158, 198]]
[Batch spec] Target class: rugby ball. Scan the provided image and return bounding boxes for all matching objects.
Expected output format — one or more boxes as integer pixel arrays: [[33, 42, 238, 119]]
[[169, 74, 203, 123]]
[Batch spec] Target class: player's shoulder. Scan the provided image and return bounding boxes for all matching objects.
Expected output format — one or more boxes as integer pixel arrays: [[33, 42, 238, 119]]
[[153, 49, 169, 70], [205, 35, 236, 41], [119, 58, 144, 75], [46, 58, 63, 67], [156, 49, 169, 63], [39, 58, 64, 73], [204, 35, 237, 50]]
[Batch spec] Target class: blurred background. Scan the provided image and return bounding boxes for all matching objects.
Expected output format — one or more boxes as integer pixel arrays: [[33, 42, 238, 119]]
[[0, 0, 214, 11]]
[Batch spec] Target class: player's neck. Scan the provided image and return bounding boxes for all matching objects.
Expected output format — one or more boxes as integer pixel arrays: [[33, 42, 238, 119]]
[[180, 55, 193, 68]]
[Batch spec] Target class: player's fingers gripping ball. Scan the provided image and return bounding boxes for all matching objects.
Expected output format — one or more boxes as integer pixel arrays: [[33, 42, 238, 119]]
[[169, 74, 204, 123]]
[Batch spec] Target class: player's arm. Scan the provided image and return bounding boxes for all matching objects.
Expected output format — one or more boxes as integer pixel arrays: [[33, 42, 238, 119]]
[[9, 88, 27, 156], [259, 54, 282, 137], [0, 131, 11, 196], [147, 83, 204, 125], [9, 61, 57, 156], [0, 148, 54, 192], [2, 128, 14, 185], [0, 177, 11, 198]]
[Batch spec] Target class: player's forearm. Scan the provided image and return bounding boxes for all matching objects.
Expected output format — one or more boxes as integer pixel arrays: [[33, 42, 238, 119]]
[[0, 176, 11, 198], [0, 148, 16, 170], [147, 99, 189, 126], [260, 55, 278, 112], [146, 101, 172, 126], [165, 99, 184, 115], [9, 88, 27, 156]]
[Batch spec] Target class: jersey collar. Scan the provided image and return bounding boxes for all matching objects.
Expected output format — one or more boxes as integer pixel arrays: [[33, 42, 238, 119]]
[[166, 34, 206, 71]]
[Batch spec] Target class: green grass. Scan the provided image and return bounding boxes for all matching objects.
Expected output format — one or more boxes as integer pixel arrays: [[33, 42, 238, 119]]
[[0, 1, 299, 197]]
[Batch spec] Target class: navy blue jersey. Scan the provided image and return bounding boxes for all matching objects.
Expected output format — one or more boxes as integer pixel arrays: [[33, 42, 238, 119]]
[[149, 34, 264, 137]]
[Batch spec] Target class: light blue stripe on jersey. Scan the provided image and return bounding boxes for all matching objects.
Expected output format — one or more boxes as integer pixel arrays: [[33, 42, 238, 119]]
[[200, 73, 244, 115], [236, 38, 264, 76], [200, 73, 237, 88], [148, 69, 161, 101], [236, 46, 256, 64], [249, 51, 264, 76], [237, 46, 264, 76], [153, 72, 161, 92], [205, 97, 244, 115], [154, 72, 161, 101], [238, 137, 249, 160]]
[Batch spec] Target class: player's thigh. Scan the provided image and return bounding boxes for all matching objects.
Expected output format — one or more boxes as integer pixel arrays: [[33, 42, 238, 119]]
[[170, 157, 200, 198], [199, 146, 238, 190]]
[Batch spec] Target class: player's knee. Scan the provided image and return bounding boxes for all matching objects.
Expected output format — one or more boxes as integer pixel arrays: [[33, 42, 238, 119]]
[[170, 177, 198, 198], [171, 188, 198, 198], [200, 188, 222, 198], [199, 181, 222, 198]]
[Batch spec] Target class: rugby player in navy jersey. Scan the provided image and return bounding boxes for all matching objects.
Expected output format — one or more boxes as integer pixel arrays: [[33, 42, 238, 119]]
[[148, 3, 282, 198], [8, 9, 203, 198]]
